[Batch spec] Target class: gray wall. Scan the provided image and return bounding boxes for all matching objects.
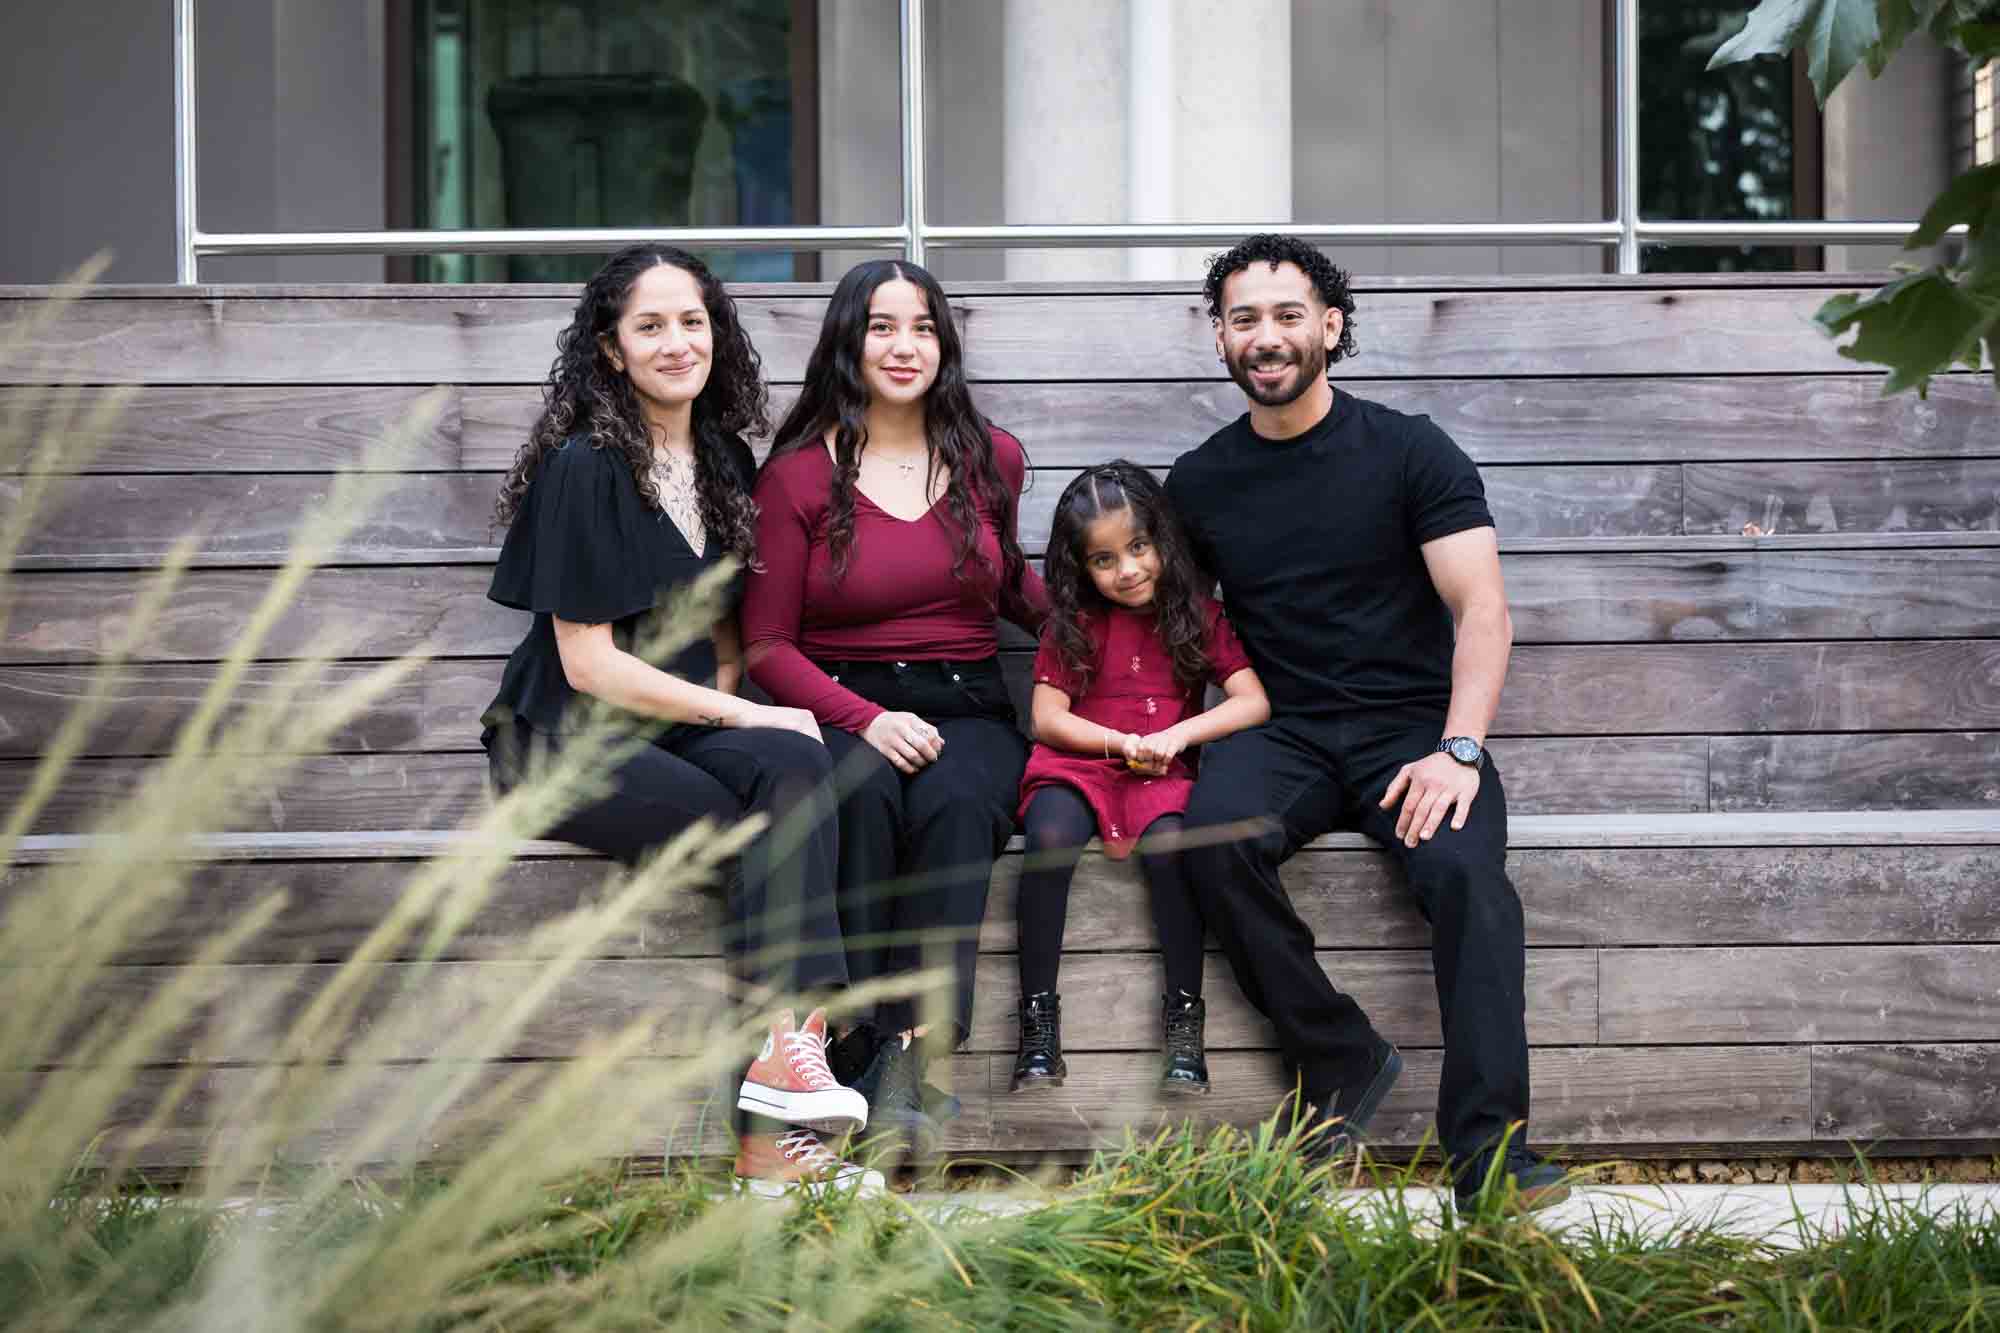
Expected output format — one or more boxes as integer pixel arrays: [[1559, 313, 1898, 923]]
[[1, 0, 384, 284]]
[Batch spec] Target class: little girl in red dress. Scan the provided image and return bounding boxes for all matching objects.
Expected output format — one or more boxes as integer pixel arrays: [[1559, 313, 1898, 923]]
[[1012, 461, 1270, 1096]]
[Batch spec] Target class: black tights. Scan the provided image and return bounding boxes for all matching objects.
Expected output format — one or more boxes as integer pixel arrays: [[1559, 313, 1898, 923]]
[[1015, 785, 1206, 998]]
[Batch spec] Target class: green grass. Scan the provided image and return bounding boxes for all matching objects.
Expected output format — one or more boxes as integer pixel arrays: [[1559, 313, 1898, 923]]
[[8, 1129, 2000, 1331]]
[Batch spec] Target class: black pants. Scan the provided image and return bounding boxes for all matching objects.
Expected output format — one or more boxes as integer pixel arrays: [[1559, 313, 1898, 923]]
[[1180, 709, 1529, 1167], [1017, 786, 1206, 999], [814, 657, 1025, 1045], [486, 721, 849, 1004]]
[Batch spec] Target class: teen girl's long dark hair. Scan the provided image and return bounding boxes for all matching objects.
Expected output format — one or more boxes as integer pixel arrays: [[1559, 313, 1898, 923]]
[[494, 245, 768, 564], [764, 260, 1026, 589], [1044, 461, 1212, 696]]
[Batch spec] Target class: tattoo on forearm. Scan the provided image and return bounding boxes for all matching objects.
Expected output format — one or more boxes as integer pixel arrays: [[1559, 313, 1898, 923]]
[[700, 713, 727, 727]]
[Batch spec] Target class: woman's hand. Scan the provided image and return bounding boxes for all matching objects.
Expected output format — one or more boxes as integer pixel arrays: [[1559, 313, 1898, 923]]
[[863, 710, 944, 774], [729, 703, 823, 743]]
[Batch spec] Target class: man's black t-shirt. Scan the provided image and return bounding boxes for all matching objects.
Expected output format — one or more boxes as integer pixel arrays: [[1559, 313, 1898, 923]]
[[1165, 386, 1493, 719]]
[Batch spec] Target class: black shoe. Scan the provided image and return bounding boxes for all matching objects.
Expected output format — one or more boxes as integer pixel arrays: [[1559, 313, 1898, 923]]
[[852, 1033, 939, 1157], [1009, 991, 1066, 1091], [1454, 1144, 1572, 1215], [1160, 990, 1209, 1095], [827, 1022, 878, 1088], [1297, 1035, 1403, 1165]]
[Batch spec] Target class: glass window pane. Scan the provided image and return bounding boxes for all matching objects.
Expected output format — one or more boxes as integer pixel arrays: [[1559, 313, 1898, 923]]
[[1638, 2, 1804, 274], [921, 0, 1610, 282]]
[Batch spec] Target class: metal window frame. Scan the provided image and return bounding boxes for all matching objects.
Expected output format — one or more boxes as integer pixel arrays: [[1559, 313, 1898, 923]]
[[172, 0, 1956, 284]]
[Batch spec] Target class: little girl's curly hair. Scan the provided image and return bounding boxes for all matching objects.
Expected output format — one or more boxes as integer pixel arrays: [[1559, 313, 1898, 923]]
[[1043, 461, 1213, 697]]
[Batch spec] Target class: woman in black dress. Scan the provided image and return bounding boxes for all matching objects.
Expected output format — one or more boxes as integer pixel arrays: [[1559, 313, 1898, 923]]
[[480, 245, 878, 1197]]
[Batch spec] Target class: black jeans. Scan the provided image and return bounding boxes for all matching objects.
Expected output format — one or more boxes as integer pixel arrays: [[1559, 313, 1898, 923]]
[[486, 720, 849, 1004], [1179, 709, 1530, 1167], [813, 657, 1026, 1045]]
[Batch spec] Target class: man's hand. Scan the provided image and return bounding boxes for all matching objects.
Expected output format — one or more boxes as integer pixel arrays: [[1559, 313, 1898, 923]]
[[1379, 751, 1481, 848]]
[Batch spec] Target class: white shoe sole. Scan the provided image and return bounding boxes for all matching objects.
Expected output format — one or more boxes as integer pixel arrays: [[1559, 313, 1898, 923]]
[[736, 1081, 868, 1134], [733, 1166, 886, 1200]]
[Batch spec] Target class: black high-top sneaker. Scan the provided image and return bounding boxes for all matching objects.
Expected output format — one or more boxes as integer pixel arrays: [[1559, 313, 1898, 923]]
[[1160, 990, 1210, 1095], [852, 1031, 939, 1158], [1009, 991, 1066, 1091]]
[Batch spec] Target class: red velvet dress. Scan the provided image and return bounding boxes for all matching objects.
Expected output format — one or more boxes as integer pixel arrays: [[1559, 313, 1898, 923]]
[[1017, 601, 1252, 859]]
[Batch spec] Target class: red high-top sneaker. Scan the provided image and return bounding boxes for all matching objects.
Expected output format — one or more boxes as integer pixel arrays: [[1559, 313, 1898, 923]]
[[736, 1008, 867, 1133], [732, 1126, 886, 1200]]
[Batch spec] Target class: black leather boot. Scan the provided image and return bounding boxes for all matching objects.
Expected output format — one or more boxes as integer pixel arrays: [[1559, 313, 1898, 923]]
[[1010, 991, 1066, 1091], [1160, 990, 1209, 1095]]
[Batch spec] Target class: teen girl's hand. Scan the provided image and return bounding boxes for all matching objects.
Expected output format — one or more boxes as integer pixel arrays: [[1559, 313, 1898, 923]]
[[863, 710, 944, 774], [731, 703, 824, 743]]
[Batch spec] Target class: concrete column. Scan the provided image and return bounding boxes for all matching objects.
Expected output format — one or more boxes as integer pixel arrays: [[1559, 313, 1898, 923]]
[[1002, 0, 1129, 280], [1166, 0, 1290, 278], [1823, 36, 1953, 273]]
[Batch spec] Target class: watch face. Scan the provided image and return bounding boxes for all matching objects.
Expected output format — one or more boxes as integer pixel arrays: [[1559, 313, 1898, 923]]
[[1447, 737, 1482, 764]]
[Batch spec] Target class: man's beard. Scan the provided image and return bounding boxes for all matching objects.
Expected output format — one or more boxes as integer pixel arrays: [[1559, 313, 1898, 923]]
[[1225, 339, 1327, 407]]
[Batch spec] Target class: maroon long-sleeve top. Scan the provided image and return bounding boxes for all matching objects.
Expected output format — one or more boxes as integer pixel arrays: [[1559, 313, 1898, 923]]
[[743, 426, 1049, 732]]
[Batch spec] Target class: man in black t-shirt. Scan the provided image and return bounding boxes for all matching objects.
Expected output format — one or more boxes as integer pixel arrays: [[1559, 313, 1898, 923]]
[[1166, 234, 1566, 1213]]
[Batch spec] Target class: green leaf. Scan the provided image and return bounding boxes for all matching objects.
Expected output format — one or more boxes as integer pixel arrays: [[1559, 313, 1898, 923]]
[[1955, 22, 2000, 60], [1909, 161, 2000, 247], [1815, 269, 1995, 395], [1870, 0, 1918, 75], [1708, 0, 1880, 103]]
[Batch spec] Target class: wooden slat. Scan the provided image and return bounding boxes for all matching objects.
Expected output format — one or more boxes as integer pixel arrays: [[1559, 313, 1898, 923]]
[[1710, 733, 2000, 811], [11, 549, 1997, 670], [14, 842, 1998, 967], [1811, 1044, 2000, 1141], [980, 1046, 1813, 1151], [1, 1054, 992, 1167], [20, 641, 1994, 758], [2, 461, 1683, 569], [1599, 946, 2000, 1044], [5, 474, 503, 570], [39, 948, 1591, 1066], [1684, 461, 2000, 536], [5, 289, 1869, 385], [0, 385, 467, 473], [0, 736, 1710, 835], [962, 949, 1597, 1053], [13, 376, 1998, 475], [1504, 548, 2000, 641]]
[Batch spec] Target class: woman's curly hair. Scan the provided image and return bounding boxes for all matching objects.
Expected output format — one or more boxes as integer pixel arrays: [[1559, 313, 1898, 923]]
[[1201, 233, 1360, 365], [764, 260, 1027, 593], [493, 245, 769, 566], [1044, 461, 1212, 697]]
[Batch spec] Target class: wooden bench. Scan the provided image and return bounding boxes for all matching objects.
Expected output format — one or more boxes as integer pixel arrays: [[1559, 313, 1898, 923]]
[[5, 275, 2000, 1164]]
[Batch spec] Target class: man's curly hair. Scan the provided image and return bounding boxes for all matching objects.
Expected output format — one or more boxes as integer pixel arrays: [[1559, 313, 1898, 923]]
[[1201, 233, 1359, 364]]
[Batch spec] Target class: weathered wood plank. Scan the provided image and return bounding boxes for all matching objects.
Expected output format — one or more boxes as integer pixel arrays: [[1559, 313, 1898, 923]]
[[12, 549, 1994, 670], [21, 640, 1991, 758], [0, 385, 467, 473], [13, 376, 1996, 474], [39, 949, 1589, 1067], [1600, 946, 2000, 1044], [1, 1054, 992, 1167], [4, 289, 1868, 385], [5, 474, 504, 569], [1685, 461, 2000, 536], [15, 842, 1996, 967], [2, 462, 1683, 568], [1496, 641, 2000, 735], [963, 949, 1597, 1053], [1504, 548, 2000, 641], [1812, 1044, 2000, 1141], [1711, 733, 2000, 811], [0, 736, 1710, 835], [981, 1046, 1813, 1151]]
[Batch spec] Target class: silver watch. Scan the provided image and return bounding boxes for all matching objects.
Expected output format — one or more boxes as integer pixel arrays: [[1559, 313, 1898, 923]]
[[1437, 736, 1485, 769]]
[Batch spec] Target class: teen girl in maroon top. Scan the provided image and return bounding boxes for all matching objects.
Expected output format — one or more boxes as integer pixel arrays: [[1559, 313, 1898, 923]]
[[742, 260, 1047, 1153]]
